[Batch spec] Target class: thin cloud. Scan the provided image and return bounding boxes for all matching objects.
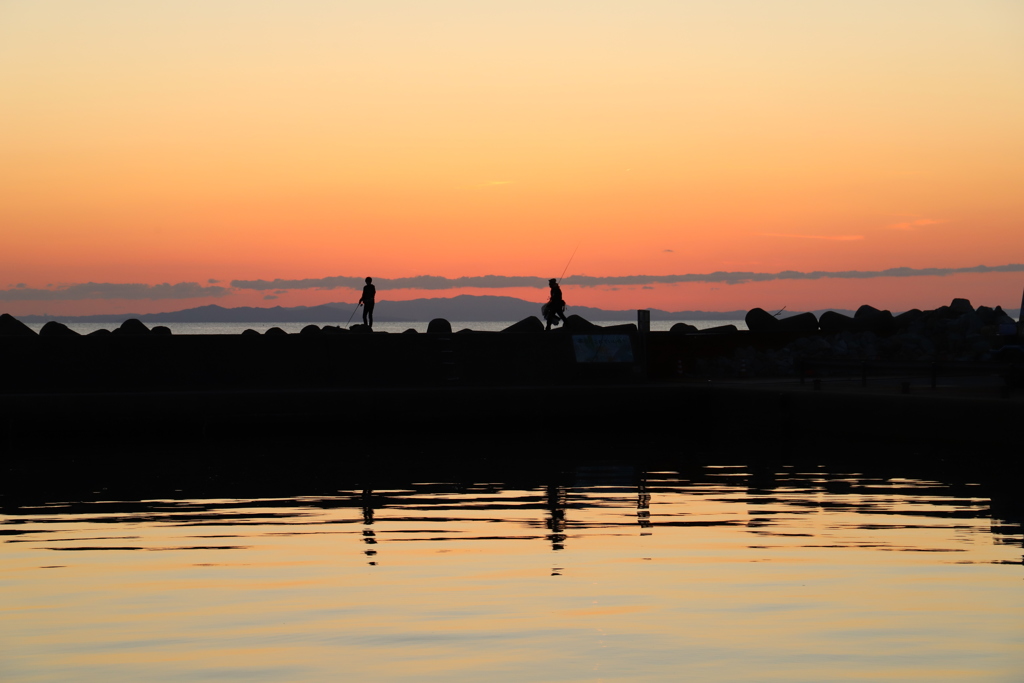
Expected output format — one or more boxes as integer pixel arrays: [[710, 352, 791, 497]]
[[760, 233, 864, 241], [232, 275, 367, 291], [888, 218, 945, 231], [663, 249, 674, 253], [565, 264, 1024, 287], [231, 275, 543, 291], [0, 282, 231, 301], [10, 264, 1021, 302], [231, 264, 1024, 291]]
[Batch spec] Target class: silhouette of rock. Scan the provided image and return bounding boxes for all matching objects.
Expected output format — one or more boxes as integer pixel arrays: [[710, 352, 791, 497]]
[[600, 323, 639, 334], [40, 321, 79, 337], [402, 328, 418, 334], [300, 324, 322, 336], [819, 311, 856, 334], [855, 304, 883, 318], [958, 311, 984, 335], [949, 298, 974, 315], [670, 322, 698, 334], [321, 325, 347, 335], [914, 307, 952, 333], [265, 327, 287, 336], [776, 312, 818, 334], [427, 318, 452, 334], [790, 334, 832, 357], [87, 328, 112, 336], [151, 325, 172, 336], [893, 309, 923, 329], [974, 305, 997, 326], [562, 315, 600, 332], [242, 328, 260, 336], [457, 328, 475, 334], [696, 324, 738, 334], [883, 332, 936, 361], [349, 323, 373, 334], [114, 319, 150, 336], [0, 313, 37, 336], [502, 317, 544, 333], [854, 305, 894, 333], [745, 308, 779, 332]]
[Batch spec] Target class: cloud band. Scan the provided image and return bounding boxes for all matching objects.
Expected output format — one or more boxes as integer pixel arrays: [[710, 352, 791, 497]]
[[3, 264, 1020, 301], [0, 282, 231, 301], [231, 264, 1024, 291]]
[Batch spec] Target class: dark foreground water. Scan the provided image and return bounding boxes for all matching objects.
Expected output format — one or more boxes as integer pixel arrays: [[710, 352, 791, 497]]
[[1, 456, 1021, 682]]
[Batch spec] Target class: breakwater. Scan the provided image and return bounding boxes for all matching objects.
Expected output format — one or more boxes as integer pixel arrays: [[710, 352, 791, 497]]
[[2, 299, 1021, 453]]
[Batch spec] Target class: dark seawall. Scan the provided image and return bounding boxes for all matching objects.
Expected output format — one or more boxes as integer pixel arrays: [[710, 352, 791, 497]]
[[1, 329, 1019, 448], [3, 325, 1021, 528]]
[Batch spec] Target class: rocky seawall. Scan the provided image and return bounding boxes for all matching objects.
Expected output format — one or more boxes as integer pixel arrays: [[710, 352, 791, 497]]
[[2, 299, 1021, 452], [5, 298, 1020, 385], [722, 297, 1022, 376], [3, 298, 1021, 390]]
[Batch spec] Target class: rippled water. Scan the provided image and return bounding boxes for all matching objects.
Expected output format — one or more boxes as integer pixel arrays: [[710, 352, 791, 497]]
[[2, 463, 1021, 682]]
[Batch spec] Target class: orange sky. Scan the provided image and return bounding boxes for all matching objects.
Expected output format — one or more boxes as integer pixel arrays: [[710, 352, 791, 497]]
[[2, 1, 1023, 317]]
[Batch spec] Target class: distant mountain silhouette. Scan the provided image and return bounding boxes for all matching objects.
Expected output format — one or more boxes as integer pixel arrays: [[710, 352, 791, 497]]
[[17, 295, 769, 324]]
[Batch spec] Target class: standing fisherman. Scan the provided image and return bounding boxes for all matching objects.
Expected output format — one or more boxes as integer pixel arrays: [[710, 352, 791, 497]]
[[543, 278, 568, 330], [358, 277, 376, 328]]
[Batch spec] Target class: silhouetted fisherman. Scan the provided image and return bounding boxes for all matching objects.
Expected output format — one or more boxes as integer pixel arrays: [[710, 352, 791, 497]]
[[543, 278, 568, 330], [358, 277, 376, 328]]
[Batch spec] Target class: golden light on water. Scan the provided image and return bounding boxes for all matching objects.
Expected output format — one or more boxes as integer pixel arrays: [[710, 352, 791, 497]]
[[3, 467, 1020, 681]]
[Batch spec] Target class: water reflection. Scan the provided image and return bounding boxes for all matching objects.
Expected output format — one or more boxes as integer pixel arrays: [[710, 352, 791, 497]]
[[546, 484, 567, 551], [5, 466, 1022, 553], [2, 460, 1022, 682]]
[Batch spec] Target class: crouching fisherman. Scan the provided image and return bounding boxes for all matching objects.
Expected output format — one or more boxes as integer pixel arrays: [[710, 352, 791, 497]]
[[542, 278, 568, 330]]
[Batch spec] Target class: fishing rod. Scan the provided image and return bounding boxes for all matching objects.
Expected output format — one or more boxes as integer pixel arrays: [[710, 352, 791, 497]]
[[346, 301, 361, 325], [772, 305, 787, 318], [542, 241, 582, 330], [557, 240, 582, 284]]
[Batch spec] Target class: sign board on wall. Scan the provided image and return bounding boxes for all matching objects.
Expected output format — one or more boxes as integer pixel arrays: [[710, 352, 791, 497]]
[[572, 334, 634, 363]]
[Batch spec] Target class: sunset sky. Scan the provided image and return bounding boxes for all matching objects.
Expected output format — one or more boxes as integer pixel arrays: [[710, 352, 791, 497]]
[[2, 1, 1023, 317]]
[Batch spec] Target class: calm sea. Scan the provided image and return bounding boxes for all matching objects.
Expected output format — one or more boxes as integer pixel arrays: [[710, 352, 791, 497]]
[[25, 320, 748, 335], [1, 459, 1021, 682]]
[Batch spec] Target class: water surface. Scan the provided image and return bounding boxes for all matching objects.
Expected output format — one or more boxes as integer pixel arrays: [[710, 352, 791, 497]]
[[2, 462, 1020, 682]]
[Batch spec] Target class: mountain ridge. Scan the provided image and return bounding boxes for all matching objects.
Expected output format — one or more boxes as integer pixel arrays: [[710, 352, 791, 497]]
[[16, 295, 767, 323]]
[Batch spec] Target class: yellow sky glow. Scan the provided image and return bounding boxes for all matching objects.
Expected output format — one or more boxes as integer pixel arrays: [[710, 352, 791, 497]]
[[2, 1, 1023, 315]]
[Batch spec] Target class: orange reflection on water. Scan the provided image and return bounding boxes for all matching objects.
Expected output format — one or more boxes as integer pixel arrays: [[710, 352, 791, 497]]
[[1, 468, 1021, 682]]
